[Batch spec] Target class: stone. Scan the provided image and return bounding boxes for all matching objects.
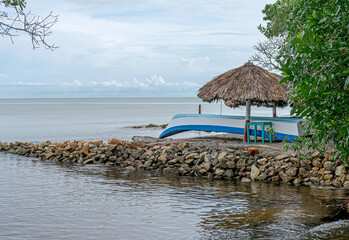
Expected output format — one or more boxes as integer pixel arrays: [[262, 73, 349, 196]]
[[226, 161, 235, 169], [311, 151, 320, 158], [105, 145, 117, 152], [217, 152, 227, 161], [83, 158, 94, 164], [299, 167, 307, 176], [80, 144, 89, 155], [275, 154, 290, 161], [324, 174, 334, 180], [241, 177, 251, 183], [144, 160, 153, 168], [108, 138, 123, 144], [248, 147, 259, 156], [257, 173, 267, 181], [271, 176, 279, 182], [203, 162, 211, 171], [250, 165, 260, 180], [324, 161, 336, 171], [257, 158, 267, 165], [335, 165, 346, 176], [293, 178, 302, 185], [286, 167, 298, 177], [343, 181, 349, 188], [185, 158, 194, 164], [224, 169, 234, 178], [312, 160, 322, 168], [163, 167, 177, 175], [186, 153, 199, 159], [279, 171, 292, 183], [199, 169, 207, 174], [167, 159, 178, 165], [158, 152, 167, 162], [214, 168, 225, 176], [332, 179, 342, 188], [310, 177, 320, 183]]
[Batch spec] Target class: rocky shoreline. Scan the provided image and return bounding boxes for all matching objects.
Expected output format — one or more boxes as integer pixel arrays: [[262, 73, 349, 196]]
[[1, 137, 348, 189]]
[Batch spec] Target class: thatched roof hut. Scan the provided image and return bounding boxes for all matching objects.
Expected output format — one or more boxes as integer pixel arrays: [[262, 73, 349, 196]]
[[197, 61, 289, 108]]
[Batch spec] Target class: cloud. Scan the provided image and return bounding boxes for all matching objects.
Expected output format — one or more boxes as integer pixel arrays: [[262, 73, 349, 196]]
[[0, 73, 8, 78]]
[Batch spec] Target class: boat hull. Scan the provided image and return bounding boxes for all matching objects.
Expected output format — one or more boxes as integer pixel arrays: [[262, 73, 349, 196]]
[[159, 114, 305, 142]]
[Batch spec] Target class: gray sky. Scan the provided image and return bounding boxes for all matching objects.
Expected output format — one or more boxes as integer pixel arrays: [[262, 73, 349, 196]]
[[0, 0, 274, 98]]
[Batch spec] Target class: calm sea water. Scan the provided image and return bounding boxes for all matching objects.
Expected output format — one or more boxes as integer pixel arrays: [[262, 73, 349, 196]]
[[0, 97, 291, 142], [1, 98, 348, 240]]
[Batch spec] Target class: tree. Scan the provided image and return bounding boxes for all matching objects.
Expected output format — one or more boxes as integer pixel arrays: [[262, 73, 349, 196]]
[[0, 0, 58, 50], [250, 36, 284, 72], [259, 0, 349, 161]]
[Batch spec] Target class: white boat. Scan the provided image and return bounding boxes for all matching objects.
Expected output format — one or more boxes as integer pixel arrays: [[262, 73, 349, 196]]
[[159, 114, 305, 141]]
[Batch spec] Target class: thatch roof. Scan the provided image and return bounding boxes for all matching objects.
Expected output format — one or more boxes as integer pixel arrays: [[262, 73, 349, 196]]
[[197, 61, 289, 108]]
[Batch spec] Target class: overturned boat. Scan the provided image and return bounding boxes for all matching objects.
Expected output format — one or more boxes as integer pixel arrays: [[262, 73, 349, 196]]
[[159, 113, 305, 142]]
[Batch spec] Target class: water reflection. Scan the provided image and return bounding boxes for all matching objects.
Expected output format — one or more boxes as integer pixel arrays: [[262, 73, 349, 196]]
[[1, 153, 348, 240]]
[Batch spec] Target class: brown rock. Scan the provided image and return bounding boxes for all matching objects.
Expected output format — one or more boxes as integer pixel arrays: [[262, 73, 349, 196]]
[[272, 176, 279, 182], [186, 153, 199, 159], [105, 145, 117, 152], [248, 147, 259, 156], [293, 178, 302, 185], [226, 161, 235, 169], [108, 138, 124, 144], [80, 144, 89, 155]]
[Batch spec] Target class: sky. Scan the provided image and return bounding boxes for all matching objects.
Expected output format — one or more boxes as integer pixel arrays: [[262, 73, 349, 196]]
[[0, 0, 274, 98]]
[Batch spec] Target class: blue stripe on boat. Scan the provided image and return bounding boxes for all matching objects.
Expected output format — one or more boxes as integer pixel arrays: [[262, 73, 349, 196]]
[[159, 124, 298, 142]]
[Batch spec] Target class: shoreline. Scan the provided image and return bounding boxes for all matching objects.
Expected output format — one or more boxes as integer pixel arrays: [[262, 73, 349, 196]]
[[0, 134, 348, 189]]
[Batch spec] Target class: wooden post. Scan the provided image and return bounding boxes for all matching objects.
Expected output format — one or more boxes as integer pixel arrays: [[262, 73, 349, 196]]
[[199, 104, 202, 114], [243, 99, 251, 142], [273, 106, 276, 117]]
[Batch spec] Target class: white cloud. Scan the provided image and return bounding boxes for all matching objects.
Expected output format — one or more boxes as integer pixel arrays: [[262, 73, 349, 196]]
[[0, 73, 8, 78], [61, 80, 84, 87]]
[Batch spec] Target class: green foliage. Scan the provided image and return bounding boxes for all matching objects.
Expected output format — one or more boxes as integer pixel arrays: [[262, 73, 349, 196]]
[[4, 0, 26, 10], [260, 0, 349, 162]]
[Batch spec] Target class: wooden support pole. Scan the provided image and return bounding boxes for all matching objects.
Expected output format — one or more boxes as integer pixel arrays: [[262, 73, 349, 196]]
[[273, 106, 276, 117], [243, 99, 251, 142], [199, 104, 202, 114]]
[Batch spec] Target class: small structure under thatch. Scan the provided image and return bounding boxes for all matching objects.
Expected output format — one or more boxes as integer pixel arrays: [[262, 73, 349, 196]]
[[197, 61, 288, 108]]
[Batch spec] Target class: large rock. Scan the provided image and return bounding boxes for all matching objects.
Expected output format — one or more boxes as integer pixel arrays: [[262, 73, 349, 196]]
[[214, 168, 225, 176], [250, 165, 260, 180], [335, 165, 346, 176], [105, 145, 117, 152], [286, 167, 298, 177]]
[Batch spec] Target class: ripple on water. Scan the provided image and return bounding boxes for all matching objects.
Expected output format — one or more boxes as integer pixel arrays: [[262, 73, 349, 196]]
[[0, 153, 348, 240]]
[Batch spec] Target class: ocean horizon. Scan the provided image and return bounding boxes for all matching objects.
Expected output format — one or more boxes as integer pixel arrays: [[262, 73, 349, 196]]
[[0, 97, 292, 143]]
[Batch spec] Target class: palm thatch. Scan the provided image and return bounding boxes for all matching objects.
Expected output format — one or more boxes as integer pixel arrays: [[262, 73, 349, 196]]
[[197, 61, 289, 108]]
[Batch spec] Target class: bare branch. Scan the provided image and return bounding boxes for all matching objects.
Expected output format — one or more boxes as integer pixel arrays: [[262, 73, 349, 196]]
[[250, 36, 285, 72], [0, 1, 58, 50]]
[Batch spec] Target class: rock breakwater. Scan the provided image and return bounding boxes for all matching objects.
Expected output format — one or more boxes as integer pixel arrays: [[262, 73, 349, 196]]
[[1, 139, 348, 188]]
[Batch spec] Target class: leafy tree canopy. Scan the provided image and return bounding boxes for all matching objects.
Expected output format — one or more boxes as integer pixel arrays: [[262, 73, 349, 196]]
[[260, 0, 349, 161]]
